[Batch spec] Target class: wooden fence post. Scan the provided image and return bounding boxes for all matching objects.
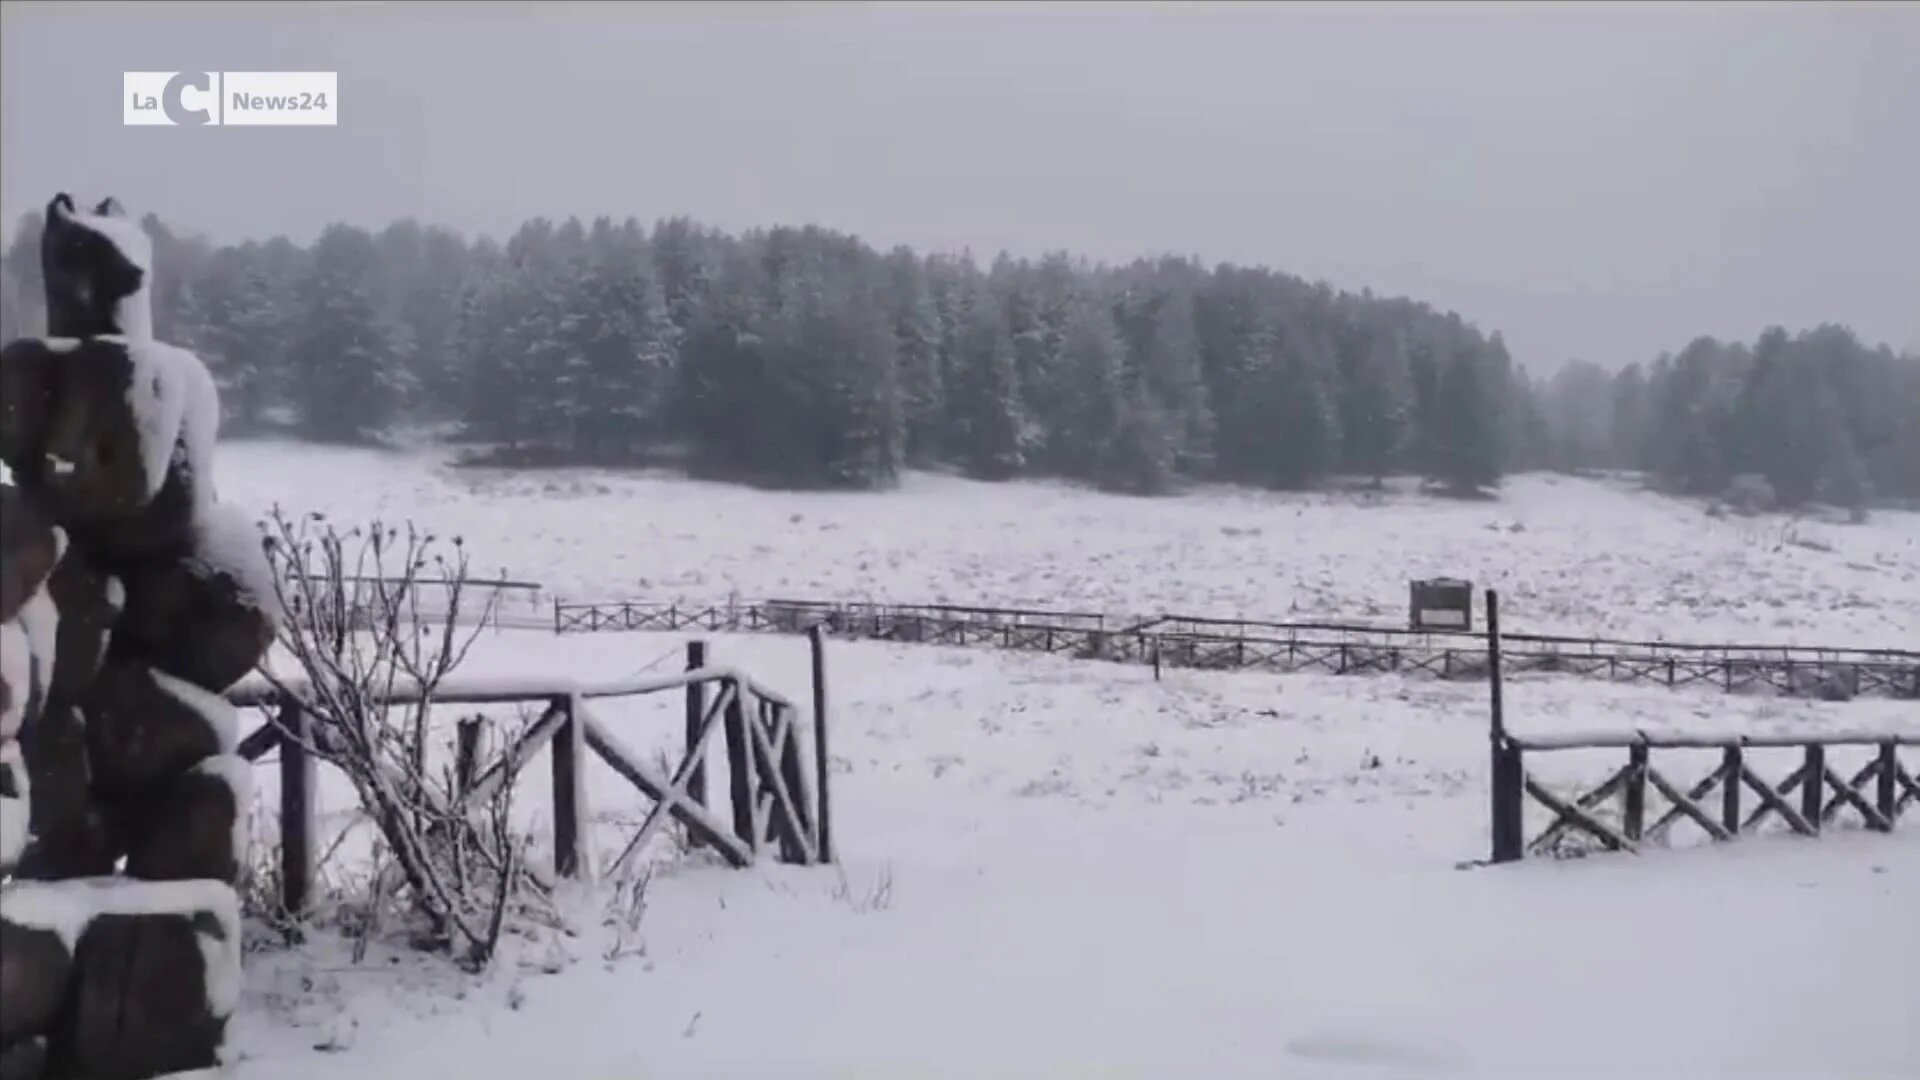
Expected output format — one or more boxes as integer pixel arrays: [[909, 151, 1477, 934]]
[[1486, 589, 1525, 863], [809, 623, 834, 863], [685, 641, 709, 823], [1722, 745, 1743, 835], [552, 694, 587, 879], [1876, 741, 1898, 826], [1624, 742, 1649, 842], [1487, 591, 1506, 742], [455, 717, 484, 797], [1800, 743, 1824, 834], [773, 702, 816, 852], [1491, 742, 1525, 863], [761, 700, 812, 865], [723, 679, 757, 854], [277, 696, 316, 921]]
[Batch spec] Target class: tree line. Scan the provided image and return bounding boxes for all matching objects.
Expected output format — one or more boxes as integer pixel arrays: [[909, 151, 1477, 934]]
[[1530, 329, 1920, 510], [3, 210, 1914, 507]]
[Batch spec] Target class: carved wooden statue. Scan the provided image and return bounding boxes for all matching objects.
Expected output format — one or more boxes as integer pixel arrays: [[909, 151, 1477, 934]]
[[1, 194, 278, 1080]]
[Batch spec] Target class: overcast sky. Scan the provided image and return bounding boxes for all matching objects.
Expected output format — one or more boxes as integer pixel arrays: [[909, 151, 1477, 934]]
[[4, 1, 1916, 369]]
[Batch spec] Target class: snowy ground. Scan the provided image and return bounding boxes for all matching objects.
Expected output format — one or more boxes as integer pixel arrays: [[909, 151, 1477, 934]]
[[212, 438, 1920, 647], [188, 440, 1919, 1079], [223, 629, 1920, 1080]]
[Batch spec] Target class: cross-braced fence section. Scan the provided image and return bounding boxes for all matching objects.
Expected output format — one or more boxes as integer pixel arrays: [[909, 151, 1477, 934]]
[[552, 596, 1920, 699], [229, 635, 834, 919], [1492, 732, 1919, 861], [1479, 588, 1918, 864]]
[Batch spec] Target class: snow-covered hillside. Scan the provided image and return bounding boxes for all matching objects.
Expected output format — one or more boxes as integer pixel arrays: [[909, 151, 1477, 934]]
[[214, 439, 1920, 647]]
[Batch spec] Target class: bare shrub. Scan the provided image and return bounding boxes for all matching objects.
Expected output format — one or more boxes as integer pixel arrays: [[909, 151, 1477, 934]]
[[255, 508, 550, 971]]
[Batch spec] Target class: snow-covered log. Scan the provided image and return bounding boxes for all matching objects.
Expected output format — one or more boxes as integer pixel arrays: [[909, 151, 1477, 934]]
[[115, 510, 276, 694], [0, 336, 219, 561], [43, 547, 123, 707], [109, 334, 220, 507], [186, 502, 279, 628], [0, 903, 72, 1048], [80, 662, 235, 796], [0, 487, 62, 623], [9, 701, 113, 882], [0, 343, 62, 476], [1, 876, 239, 1076], [124, 755, 251, 884]]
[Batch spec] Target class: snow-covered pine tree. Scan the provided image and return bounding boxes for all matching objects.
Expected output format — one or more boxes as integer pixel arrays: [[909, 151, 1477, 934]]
[[190, 245, 285, 432], [1049, 293, 1126, 481], [952, 277, 1027, 480], [882, 247, 944, 468], [289, 225, 406, 443]]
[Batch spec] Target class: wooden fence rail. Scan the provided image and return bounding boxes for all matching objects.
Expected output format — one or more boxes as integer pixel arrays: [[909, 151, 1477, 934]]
[[551, 596, 1920, 700], [227, 634, 834, 918], [1479, 588, 1918, 863]]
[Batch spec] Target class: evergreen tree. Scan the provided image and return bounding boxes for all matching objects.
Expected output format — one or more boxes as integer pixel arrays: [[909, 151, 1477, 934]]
[[192, 244, 285, 430], [561, 232, 675, 461], [1609, 362, 1649, 471], [1341, 331, 1411, 484], [1428, 341, 1503, 493], [952, 279, 1027, 479], [1050, 295, 1127, 480], [883, 248, 945, 466], [289, 225, 405, 442], [76, 204, 1920, 509], [1263, 332, 1343, 489]]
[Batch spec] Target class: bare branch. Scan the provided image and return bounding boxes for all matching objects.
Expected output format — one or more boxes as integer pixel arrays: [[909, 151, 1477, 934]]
[[252, 507, 543, 968]]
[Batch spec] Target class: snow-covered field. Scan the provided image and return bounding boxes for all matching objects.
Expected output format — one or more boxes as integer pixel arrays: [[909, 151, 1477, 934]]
[[200, 440, 1917, 1079], [212, 438, 1920, 647], [223, 630, 1919, 1080]]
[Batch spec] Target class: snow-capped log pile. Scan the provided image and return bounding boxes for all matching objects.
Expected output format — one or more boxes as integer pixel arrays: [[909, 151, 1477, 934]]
[[0, 194, 277, 1080], [0, 879, 240, 1080]]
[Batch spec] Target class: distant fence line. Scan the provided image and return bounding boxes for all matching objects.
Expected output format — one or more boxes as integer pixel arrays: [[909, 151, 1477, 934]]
[[548, 596, 1920, 700], [317, 575, 554, 632]]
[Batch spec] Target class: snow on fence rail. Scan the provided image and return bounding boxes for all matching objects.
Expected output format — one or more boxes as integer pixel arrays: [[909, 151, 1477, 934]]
[[550, 596, 1920, 700], [225, 628, 835, 917], [1478, 590, 1918, 864]]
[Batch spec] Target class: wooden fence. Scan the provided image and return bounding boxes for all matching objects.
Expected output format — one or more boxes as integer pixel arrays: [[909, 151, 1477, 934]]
[[330, 575, 552, 633], [228, 627, 835, 917], [1481, 590, 1917, 863], [552, 596, 1920, 700]]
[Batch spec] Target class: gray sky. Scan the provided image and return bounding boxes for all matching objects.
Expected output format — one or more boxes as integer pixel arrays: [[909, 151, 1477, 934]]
[[4, 1, 1917, 368]]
